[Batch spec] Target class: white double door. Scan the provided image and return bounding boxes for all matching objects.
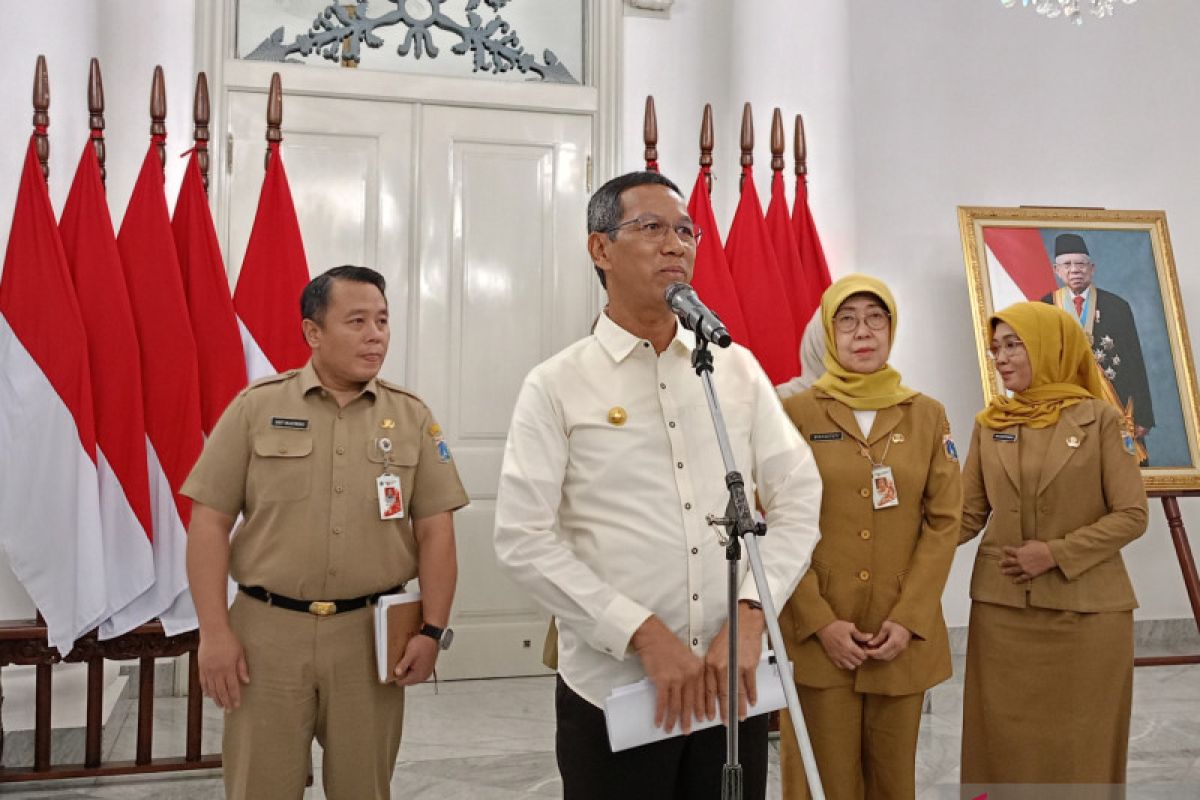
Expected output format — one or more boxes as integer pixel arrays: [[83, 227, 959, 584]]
[[224, 91, 593, 679]]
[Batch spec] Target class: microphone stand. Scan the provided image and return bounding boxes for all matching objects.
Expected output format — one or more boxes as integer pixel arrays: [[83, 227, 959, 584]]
[[689, 336, 826, 800]]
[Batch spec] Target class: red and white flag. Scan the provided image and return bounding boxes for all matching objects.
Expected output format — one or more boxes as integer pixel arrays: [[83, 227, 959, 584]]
[[792, 174, 832, 299], [686, 168, 749, 346], [0, 139, 107, 654], [725, 168, 799, 385], [59, 143, 157, 638], [981, 227, 1057, 308], [173, 150, 247, 433], [234, 142, 310, 379], [116, 142, 203, 635], [767, 171, 817, 339]]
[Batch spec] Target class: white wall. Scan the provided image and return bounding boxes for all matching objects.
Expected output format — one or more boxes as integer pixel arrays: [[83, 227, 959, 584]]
[[0, 0, 196, 619], [625, 0, 1200, 627]]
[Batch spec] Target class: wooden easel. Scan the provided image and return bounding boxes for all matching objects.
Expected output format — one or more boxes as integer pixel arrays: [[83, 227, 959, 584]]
[[1135, 493, 1200, 667]]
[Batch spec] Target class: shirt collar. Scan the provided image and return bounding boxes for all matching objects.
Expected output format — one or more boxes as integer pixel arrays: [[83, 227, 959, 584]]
[[299, 360, 379, 400], [593, 311, 695, 363]]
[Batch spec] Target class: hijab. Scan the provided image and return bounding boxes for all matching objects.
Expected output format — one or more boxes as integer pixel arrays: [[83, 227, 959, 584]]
[[775, 312, 827, 399], [812, 274, 918, 410], [975, 301, 1105, 430]]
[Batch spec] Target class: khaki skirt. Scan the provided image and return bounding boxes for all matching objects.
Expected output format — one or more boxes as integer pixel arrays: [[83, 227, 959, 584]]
[[961, 601, 1133, 788]]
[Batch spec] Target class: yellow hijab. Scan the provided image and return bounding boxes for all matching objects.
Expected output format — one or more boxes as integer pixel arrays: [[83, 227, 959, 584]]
[[975, 301, 1105, 430], [812, 274, 917, 410]]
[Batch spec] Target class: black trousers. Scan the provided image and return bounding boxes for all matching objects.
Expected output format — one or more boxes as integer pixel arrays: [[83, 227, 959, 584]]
[[555, 676, 769, 800]]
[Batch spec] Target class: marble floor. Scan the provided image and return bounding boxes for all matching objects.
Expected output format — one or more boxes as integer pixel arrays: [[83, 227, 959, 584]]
[[1, 654, 1198, 798]]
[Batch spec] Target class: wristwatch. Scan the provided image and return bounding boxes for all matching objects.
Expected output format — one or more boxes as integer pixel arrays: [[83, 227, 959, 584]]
[[418, 623, 454, 651]]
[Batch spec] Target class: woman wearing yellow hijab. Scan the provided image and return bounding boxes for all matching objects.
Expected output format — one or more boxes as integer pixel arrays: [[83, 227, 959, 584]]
[[959, 301, 1148, 791], [778, 275, 961, 799]]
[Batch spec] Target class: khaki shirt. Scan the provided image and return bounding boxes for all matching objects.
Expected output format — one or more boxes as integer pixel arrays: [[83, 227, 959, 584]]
[[960, 398, 1147, 612], [182, 362, 469, 599], [778, 390, 961, 696]]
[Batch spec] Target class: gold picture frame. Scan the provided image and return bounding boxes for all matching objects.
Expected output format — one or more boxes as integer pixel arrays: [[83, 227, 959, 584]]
[[957, 206, 1200, 493]]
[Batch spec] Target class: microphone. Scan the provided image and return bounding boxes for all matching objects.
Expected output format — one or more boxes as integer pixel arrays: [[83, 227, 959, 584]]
[[665, 283, 732, 348]]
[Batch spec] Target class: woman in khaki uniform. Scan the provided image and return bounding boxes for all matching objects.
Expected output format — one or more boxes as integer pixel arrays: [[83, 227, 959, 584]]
[[779, 275, 962, 800], [959, 301, 1148, 790]]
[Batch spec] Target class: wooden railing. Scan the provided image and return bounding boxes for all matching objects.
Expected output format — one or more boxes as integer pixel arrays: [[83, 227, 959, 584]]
[[0, 620, 220, 782]]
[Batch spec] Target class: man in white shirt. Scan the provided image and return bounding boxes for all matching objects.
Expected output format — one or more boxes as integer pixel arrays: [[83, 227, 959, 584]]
[[493, 171, 822, 799]]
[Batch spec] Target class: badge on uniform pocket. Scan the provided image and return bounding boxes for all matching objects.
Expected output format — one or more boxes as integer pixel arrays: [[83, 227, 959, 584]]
[[377, 474, 404, 520]]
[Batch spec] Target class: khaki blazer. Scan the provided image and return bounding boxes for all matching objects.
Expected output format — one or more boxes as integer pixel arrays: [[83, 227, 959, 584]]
[[778, 390, 962, 695], [959, 398, 1148, 612]]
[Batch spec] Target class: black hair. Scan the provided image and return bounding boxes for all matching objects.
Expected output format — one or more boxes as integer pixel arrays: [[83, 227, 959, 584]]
[[587, 171, 684, 289], [300, 265, 387, 325]]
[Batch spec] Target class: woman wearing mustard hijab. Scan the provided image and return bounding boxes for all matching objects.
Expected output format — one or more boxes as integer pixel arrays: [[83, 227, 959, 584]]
[[959, 301, 1148, 790], [778, 275, 962, 799]]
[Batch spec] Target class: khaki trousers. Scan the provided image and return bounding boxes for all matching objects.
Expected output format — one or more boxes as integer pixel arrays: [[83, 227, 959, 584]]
[[223, 594, 406, 800], [780, 684, 924, 800]]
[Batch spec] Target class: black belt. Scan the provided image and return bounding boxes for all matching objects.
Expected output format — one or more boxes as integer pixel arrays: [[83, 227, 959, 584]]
[[238, 584, 403, 616]]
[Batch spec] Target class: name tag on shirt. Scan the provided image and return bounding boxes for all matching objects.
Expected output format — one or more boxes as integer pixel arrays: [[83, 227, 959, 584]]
[[993, 433, 1017, 442], [271, 417, 309, 430], [809, 432, 843, 442]]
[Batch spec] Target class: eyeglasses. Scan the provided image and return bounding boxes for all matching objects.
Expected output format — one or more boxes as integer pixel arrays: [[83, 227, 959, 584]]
[[606, 216, 702, 247], [986, 338, 1026, 360], [1055, 259, 1094, 271], [832, 309, 890, 333]]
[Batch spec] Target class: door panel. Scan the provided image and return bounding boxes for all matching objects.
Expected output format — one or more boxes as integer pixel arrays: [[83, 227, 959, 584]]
[[223, 93, 414, 380], [416, 106, 592, 678]]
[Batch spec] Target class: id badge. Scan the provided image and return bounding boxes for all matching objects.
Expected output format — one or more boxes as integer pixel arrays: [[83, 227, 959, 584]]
[[377, 474, 405, 519], [870, 465, 899, 510]]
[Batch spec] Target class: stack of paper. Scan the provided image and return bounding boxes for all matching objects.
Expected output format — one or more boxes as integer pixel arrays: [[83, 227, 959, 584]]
[[604, 653, 792, 752]]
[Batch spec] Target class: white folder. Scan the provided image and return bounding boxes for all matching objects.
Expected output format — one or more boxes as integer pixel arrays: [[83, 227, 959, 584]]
[[603, 652, 792, 752]]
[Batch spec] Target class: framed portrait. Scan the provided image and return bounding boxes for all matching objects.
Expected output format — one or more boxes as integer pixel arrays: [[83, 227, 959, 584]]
[[957, 206, 1200, 493]]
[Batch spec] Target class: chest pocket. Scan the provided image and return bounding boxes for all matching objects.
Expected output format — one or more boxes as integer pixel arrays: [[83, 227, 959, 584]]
[[364, 437, 420, 508], [251, 432, 314, 501]]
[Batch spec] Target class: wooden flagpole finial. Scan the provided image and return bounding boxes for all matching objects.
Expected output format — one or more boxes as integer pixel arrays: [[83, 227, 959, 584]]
[[738, 102, 754, 192], [265, 72, 283, 171], [770, 108, 785, 173], [793, 113, 808, 178], [193, 72, 211, 194], [150, 65, 167, 180], [88, 58, 106, 187], [699, 103, 714, 194], [643, 95, 658, 170], [32, 55, 49, 181]]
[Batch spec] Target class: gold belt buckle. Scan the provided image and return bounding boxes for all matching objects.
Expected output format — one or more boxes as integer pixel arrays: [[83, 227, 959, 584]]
[[308, 600, 337, 616]]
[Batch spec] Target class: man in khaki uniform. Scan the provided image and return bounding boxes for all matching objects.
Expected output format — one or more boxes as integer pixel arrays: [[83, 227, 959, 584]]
[[183, 265, 468, 800]]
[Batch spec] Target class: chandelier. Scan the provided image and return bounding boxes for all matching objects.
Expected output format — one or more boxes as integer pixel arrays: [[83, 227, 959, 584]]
[[1001, 0, 1139, 25]]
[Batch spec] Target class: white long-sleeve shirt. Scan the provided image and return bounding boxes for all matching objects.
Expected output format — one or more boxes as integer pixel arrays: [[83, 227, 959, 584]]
[[494, 313, 823, 706]]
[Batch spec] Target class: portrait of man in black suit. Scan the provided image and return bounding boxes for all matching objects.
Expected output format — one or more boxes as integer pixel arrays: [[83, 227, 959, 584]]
[[1041, 233, 1155, 451]]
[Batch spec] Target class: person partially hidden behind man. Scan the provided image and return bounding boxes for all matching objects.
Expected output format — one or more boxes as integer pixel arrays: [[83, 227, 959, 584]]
[[183, 265, 469, 800], [1041, 232, 1154, 456], [493, 171, 823, 800]]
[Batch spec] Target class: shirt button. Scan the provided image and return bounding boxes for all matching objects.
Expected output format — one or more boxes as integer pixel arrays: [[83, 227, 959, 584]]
[[692, 638, 699, 646], [336, 446, 345, 455], [860, 488, 870, 498], [334, 485, 344, 494], [669, 421, 676, 428], [860, 529, 871, 540], [337, 411, 344, 420], [333, 527, 343, 535], [642, 342, 650, 348], [278, 446, 288, 454], [677, 462, 684, 469], [859, 570, 870, 581], [692, 593, 699, 601], [684, 502, 692, 510], [329, 569, 338, 577], [660, 382, 667, 390], [691, 547, 699, 555]]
